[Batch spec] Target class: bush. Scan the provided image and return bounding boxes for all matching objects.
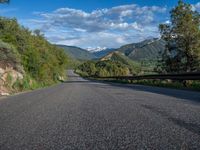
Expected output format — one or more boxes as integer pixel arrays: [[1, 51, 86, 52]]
[[77, 60, 130, 77]]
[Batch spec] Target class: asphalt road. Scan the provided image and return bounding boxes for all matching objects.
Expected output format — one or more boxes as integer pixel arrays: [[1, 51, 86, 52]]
[[0, 70, 200, 150]]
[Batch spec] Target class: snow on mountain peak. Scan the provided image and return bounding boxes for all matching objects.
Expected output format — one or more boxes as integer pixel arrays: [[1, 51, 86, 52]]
[[86, 47, 107, 52]]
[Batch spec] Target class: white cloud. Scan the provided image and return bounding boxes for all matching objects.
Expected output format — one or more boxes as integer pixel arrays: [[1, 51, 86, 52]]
[[74, 28, 87, 32], [56, 32, 134, 48], [26, 3, 167, 48]]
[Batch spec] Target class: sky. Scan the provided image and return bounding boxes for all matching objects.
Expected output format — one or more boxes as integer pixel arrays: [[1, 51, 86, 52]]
[[0, 0, 200, 49]]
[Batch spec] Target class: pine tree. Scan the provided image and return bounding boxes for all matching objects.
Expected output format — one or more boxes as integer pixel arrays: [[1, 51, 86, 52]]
[[159, 0, 200, 73]]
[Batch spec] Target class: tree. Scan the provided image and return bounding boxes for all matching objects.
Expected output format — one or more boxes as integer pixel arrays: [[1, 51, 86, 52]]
[[159, 0, 200, 73], [33, 29, 44, 37]]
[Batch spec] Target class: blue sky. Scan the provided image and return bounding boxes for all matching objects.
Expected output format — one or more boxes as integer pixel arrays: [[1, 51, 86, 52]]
[[0, 0, 200, 49]]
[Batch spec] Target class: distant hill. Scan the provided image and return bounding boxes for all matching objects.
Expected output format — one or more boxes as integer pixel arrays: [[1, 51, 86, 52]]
[[57, 45, 96, 60], [117, 38, 166, 61], [57, 45, 117, 60], [100, 51, 141, 74], [92, 48, 116, 58], [57, 38, 165, 61]]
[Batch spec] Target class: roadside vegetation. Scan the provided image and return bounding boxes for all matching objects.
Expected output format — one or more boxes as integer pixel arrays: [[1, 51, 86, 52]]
[[157, 0, 200, 73], [76, 60, 130, 77], [0, 17, 69, 94]]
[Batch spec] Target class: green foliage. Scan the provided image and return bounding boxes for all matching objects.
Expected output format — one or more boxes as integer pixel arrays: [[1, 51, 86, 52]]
[[77, 61, 97, 76], [12, 75, 41, 91], [130, 80, 200, 91], [0, 40, 22, 71], [66, 58, 82, 69], [0, 17, 69, 87], [77, 60, 130, 77], [158, 0, 200, 73], [140, 60, 158, 75], [5, 72, 12, 88], [101, 52, 141, 75]]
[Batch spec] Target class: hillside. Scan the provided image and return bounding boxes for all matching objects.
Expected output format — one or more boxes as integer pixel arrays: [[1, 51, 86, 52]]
[[76, 51, 142, 77], [0, 40, 24, 95], [0, 17, 68, 95], [92, 48, 116, 58], [57, 45, 96, 60], [117, 38, 166, 61], [100, 51, 141, 74], [57, 45, 117, 60]]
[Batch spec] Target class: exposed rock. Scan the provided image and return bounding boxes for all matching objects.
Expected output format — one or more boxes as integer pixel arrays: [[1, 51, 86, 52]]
[[58, 76, 65, 82], [0, 92, 9, 96], [0, 68, 4, 74], [0, 66, 24, 96]]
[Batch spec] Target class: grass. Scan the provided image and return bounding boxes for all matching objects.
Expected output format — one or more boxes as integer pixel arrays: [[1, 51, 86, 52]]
[[11, 74, 65, 94], [81, 76, 200, 92], [130, 80, 200, 91]]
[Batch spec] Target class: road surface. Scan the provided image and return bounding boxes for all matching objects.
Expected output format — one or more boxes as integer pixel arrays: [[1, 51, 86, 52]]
[[0, 70, 200, 149]]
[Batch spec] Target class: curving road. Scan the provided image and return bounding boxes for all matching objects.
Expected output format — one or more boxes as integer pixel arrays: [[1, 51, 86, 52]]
[[0, 70, 200, 149]]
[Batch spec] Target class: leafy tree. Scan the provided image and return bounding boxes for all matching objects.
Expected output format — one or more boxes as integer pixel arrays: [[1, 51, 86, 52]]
[[77, 60, 130, 77], [159, 0, 200, 73]]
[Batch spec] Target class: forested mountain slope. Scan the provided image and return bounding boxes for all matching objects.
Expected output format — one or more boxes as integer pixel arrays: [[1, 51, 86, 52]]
[[117, 38, 165, 61]]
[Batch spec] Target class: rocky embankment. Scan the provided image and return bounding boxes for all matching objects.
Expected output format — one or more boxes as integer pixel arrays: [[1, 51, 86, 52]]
[[0, 66, 23, 96]]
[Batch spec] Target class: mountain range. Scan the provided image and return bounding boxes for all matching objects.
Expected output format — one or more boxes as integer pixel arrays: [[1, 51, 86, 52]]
[[57, 38, 166, 61], [117, 38, 166, 61], [57, 45, 116, 60]]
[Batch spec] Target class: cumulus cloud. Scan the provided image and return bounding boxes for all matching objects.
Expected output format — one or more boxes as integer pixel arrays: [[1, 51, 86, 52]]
[[55, 31, 145, 48], [26, 4, 167, 48]]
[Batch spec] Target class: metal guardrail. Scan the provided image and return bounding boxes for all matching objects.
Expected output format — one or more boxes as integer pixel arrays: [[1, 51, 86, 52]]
[[91, 72, 200, 81]]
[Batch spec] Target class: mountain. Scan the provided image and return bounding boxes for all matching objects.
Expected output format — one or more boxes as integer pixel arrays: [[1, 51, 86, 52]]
[[117, 38, 166, 61], [100, 51, 141, 74], [57, 45, 116, 60], [92, 48, 116, 58], [57, 45, 96, 60], [57, 38, 165, 61]]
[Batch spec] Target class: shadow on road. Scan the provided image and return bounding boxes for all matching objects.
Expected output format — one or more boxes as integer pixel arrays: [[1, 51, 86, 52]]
[[65, 77, 200, 103], [141, 104, 200, 135], [105, 82, 200, 103]]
